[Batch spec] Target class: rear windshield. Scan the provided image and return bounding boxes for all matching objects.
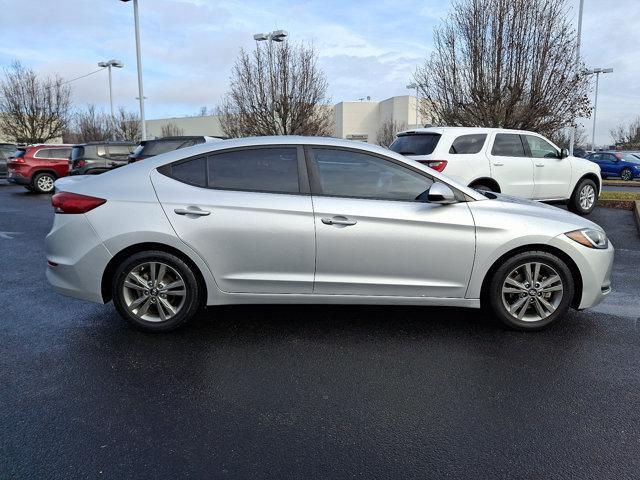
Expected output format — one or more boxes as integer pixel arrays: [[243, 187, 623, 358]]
[[389, 133, 441, 156], [142, 140, 188, 156], [71, 146, 84, 161], [13, 149, 26, 158]]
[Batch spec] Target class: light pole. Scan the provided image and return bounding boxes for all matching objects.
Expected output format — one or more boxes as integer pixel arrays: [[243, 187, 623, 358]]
[[569, 0, 585, 155], [584, 67, 613, 150], [406, 83, 426, 128], [98, 60, 123, 120], [120, 0, 147, 140]]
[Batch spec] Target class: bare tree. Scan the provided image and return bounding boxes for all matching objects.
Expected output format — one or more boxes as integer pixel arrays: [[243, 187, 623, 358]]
[[113, 107, 141, 142], [376, 120, 408, 148], [218, 41, 334, 137], [0, 61, 72, 143], [74, 104, 111, 142], [160, 122, 184, 137], [610, 116, 640, 149], [550, 124, 588, 150], [414, 0, 592, 137]]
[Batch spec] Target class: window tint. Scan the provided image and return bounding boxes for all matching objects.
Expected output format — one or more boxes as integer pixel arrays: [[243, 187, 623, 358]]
[[491, 134, 526, 157], [208, 148, 299, 193], [34, 148, 50, 158], [449, 134, 486, 154], [389, 133, 441, 155], [145, 140, 188, 156], [524, 135, 559, 158], [171, 157, 207, 187], [312, 148, 432, 201], [71, 146, 84, 161]]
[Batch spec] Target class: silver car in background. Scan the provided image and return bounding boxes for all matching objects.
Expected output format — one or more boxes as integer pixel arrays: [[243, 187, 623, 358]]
[[46, 136, 614, 332]]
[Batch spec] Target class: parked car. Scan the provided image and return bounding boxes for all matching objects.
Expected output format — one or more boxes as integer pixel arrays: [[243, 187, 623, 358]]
[[128, 136, 223, 163], [585, 151, 640, 181], [0, 143, 17, 179], [69, 141, 137, 175], [389, 127, 602, 215], [7, 144, 72, 193], [47, 136, 613, 333]]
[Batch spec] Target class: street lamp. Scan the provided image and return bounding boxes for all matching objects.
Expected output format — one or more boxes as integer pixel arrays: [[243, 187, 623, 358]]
[[406, 83, 425, 128], [98, 60, 123, 120], [253, 30, 288, 42], [584, 67, 613, 150], [120, 0, 147, 140], [569, 0, 585, 155]]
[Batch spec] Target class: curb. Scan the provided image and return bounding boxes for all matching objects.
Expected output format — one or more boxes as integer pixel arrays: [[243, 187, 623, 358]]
[[635, 201, 640, 237], [603, 180, 640, 188]]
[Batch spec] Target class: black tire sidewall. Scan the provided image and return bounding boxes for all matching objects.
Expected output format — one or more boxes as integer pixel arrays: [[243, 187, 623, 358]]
[[488, 251, 574, 331], [568, 178, 597, 215], [32, 172, 56, 194], [111, 251, 201, 332], [471, 184, 494, 192], [621, 169, 632, 181]]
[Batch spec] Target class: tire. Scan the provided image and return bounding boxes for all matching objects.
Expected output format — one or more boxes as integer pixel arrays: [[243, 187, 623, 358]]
[[567, 178, 597, 215], [111, 251, 202, 332], [621, 168, 633, 181], [487, 251, 574, 331], [470, 183, 496, 192], [32, 172, 56, 194]]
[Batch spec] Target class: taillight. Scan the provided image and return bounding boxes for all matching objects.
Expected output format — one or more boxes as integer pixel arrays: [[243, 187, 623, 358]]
[[51, 192, 106, 214], [417, 160, 448, 172], [10, 157, 25, 164], [75, 160, 86, 168]]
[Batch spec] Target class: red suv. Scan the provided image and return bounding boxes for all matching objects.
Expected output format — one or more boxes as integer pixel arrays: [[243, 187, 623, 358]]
[[7, 144, 73, 193]]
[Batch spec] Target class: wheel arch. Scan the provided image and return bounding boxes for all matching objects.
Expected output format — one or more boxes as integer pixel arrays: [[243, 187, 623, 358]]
[[468, 177, 501, 193], [32, 169, 59, 181], [480, 244, 583, 309], [101, 242, 208, 305], [574, 172, 601, 194]]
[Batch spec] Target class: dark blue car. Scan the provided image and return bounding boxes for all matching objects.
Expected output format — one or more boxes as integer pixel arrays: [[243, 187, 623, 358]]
[[585, 151, 640, 181]]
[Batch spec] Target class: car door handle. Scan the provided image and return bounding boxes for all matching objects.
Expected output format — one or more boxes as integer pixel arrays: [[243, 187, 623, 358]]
[[535, 163, 545, 167], [321, 216, 357, 226], [174, 207, 211, 217], [493, 162, 504, 166]]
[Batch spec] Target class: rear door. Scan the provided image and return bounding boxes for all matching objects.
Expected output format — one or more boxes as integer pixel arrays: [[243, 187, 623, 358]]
[[487, 133, 534, 198], [523, 135, 572, 200], [151, 146, 316, 294]]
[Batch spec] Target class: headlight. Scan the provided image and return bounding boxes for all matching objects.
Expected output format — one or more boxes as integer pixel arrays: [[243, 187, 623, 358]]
[[565, 228, 608, 249]]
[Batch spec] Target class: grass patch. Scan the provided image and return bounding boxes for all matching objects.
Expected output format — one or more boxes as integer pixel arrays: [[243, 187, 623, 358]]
[[599, 191, 640, 201]]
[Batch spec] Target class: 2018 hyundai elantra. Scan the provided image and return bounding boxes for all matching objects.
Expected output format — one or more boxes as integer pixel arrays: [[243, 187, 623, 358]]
[[46, 136, 614, 332]]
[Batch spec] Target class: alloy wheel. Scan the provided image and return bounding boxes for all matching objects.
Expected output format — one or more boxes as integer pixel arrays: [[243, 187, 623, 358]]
[[37, 175, 54, 192], [621, 170, 632, 181], [122, 261, 187, 322], [579, 184, 595, 210], [501, 262, 564, 322]]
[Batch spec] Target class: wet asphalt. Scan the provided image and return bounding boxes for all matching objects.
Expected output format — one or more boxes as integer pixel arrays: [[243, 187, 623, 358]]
[[1, 182, 640, 479]]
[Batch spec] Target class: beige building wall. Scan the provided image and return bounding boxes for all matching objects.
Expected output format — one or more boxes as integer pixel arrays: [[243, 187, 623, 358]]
[[144, 95, 430, 144]]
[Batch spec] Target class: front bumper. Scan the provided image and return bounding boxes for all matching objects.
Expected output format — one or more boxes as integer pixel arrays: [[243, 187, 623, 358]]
[[549, 234, 614, 309]]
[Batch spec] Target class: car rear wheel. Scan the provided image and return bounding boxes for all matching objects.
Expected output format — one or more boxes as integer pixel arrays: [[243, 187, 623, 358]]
[[567, 178, 597, 215], [487, 251, 574, 331], [621, 168, 633, 181], [112, 251, 202, 332], [32, 172, 56, 194]]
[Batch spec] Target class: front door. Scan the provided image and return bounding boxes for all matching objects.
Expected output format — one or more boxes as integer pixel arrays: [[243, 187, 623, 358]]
[[524, 135, 572, 199], [307, 147, 476, 298], [487, 133, 535, 198], [151, 146, 316, 294]]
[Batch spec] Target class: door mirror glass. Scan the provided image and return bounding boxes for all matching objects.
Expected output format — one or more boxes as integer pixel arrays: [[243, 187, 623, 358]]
[[424, 182, 457, 204], [560, 148, 569, 159]]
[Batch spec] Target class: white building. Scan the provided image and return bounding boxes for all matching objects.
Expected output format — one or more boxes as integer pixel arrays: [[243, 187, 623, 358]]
[[145, 95, 431, 144]]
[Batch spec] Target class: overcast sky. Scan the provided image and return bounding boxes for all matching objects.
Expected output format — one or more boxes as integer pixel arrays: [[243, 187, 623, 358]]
[[0, 0, 638, 146]]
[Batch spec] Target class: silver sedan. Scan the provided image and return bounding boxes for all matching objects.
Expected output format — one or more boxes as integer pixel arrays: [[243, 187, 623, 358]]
[[46, 136, 614, 332]]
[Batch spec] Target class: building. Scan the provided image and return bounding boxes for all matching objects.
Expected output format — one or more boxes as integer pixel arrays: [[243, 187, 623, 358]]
[[145, 95, 431, 144]]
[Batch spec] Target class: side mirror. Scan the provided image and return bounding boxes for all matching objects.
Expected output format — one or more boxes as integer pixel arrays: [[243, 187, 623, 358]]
[[560, 148, 569, 159], [423, 182, 457, 204]]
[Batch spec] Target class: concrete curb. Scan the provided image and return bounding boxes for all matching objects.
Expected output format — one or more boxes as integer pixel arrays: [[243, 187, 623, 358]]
[[635, 201, 640, 237], [603, 180, 640, 187]]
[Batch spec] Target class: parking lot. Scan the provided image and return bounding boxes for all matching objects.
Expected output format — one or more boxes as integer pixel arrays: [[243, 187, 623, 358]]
[[1, 181, 640, 478]]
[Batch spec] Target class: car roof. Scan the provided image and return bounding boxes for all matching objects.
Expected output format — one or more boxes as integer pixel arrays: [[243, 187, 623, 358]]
[[396, 126, 540, 136]]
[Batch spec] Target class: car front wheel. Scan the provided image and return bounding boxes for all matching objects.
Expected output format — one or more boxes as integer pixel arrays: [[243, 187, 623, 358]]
[[621, 168, 633, 181], [112, 251, 202, 332], [487, 251, 574, 331], [567, 178, 597, 215]]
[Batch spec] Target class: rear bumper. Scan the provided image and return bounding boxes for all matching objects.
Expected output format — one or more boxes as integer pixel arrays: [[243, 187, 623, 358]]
[[6, 173, 30, 185], [45, 214, 112, 304]]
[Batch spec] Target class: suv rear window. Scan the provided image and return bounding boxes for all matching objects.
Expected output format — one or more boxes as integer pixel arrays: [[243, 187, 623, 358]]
[[71, 146, 84, 161], [144, 140, 190, 156], [13, 149, 26, 158], [389, 133, 441, 156], [449, 134, 486, 154]]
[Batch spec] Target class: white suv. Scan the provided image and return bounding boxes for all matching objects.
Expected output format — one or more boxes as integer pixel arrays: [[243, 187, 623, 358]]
[[390, 127, 601, 215]]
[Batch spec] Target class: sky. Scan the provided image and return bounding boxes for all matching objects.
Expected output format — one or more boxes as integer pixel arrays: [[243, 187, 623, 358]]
[[0, 0, 638, 146]]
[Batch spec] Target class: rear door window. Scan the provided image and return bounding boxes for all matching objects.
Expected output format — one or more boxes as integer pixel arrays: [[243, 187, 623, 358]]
[[491, 134, 527, 157], [449, 134, 487, 154], [389, 133, 441, 155]]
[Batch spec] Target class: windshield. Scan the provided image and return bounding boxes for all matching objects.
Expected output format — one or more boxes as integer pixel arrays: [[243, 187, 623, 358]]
[[390, 133, 441, 156], [621, 153, 640, 164]]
